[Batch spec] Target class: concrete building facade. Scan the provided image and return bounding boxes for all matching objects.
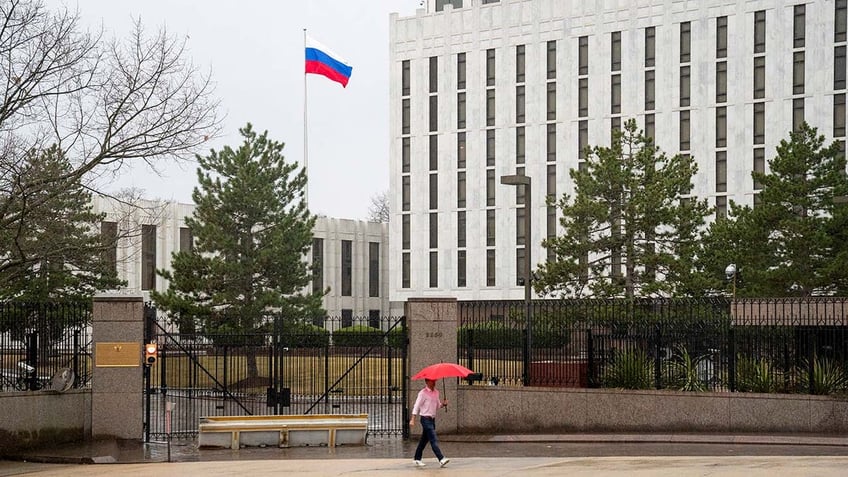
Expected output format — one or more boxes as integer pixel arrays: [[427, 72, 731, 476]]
[[389, 0, 847, 302]]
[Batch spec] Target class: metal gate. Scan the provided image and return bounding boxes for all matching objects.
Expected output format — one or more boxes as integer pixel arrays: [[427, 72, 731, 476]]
[[143, 305, 408, 442]]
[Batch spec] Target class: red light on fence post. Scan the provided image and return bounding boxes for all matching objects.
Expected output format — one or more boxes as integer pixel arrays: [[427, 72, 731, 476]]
[[144, 342, 158, 366]]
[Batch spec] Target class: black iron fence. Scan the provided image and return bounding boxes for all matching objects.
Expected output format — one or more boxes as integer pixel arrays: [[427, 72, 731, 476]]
[[0, 301, 92, 392], [459, 298, 848, 395], [144, 311, 408, 441]]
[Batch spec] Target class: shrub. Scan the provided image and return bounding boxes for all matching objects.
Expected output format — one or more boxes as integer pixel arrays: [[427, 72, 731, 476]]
[[457, 321, 523, 349], [735, 356, 781, 393], [332, 325, 385, 348], [386, 326, 405, 349], [798, 357, 848, 395], [603, 349, 654, 390], [280, 321, 330, 348], [666, 345, 709, 392]]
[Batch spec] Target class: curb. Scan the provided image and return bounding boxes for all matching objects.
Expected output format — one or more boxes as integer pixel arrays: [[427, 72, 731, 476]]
[[441, 433, 848, 447]]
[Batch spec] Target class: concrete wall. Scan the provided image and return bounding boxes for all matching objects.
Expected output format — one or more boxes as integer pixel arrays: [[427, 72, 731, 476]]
[[0, 390, 91, 453], [456, 386, 848, 435]]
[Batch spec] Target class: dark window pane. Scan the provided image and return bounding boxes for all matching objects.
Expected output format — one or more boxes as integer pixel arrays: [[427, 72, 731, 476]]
[[141, 224, 156, 291], [486, 169, 495, 206], [794, 5, 805, 49], [402, 252, 410, 288], [716, 61, 727, 103], [457, 52, 466, 90], [754, 103, 765, 144], [793, 98, 805, 131], [680, 66, 690, 107], [402, 60, 410, 96], [835, 94, 846, 138], [793, 51, 805, 95], [457, 250, 466, 287], [457, 171, 466, 208], [429, 95, 438, 132], [611, 74, 621, 114], [341, 240, 352, 296], [486, 249, 496, 286], [679, 110, 690, 151], [486, 48, 496, 86], [645, 69, 655, 110], [402, 214, 410, 249], [754, 147, 765, 190], [369, 242, 379, 297], [101, 221, 118, 275], [836, 46, 847, 91], [516, 44, 525, 83], [402, 99, 410, 135], [341, 309, 353, 328], [645, 27, 655, 67], [457, 211, 466, 248], [717, 16, 728, 58], [487, 209, 496, 247], [754, 56, 766, 99], [516, 126, 525, 164], [429, 56, 438, 93], [516, 85, 525, 123], [716, 107, 727, 148], [838, 0, 847, 43], [457, 132, 466, 169], [546, 123, 556, 162], [486, 129, 496, 167], [754, 11, 766, 54], [547, 82, 556, 120], [457, 92, 466, 129], [429, 134, 438, 171], [312, 238, 324, 294], [402, 137, 410, 173], [429, 173, 438, 209], [429, 212, 438, 248], [402, 176, 410, 211], [547, 40, 557, 79], [611, 31, 621, 71], [716, 151, 727, 193], [578, 36, 588, 75], [486, 89, 496, 126], [680, 21, 691, 63], [579, 78, 588, 117]]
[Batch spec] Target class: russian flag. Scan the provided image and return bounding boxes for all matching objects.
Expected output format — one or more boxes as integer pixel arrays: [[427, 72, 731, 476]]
[[305, 35, 352, 88]]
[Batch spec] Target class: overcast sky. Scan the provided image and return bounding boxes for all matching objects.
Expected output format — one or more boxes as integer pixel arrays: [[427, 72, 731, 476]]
[[48, 0, 421, 220]]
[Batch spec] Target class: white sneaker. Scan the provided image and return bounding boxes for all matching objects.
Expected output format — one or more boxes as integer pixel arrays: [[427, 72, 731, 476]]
[[439, 458, 450, 467], [413, 460, 426, 467]]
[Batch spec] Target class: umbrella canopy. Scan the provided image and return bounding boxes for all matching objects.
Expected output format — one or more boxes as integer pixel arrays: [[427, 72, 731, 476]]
[[412, 362, 474, 380]]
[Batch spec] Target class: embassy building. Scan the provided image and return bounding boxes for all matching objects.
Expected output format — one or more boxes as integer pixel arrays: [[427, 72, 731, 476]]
[[388, 0, 847, 302]]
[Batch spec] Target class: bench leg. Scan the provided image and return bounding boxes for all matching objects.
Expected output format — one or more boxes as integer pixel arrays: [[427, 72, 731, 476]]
[[231, 431, 239, 450]]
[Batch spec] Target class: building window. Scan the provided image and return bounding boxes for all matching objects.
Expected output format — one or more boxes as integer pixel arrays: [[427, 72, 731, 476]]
[[486, 89, 495, 126], [579, 78, 588, 117], [457, 211, 466, 248], [680, 21, 691, 63], [516, 205, 526, 247], [101, 221, 118, 275], [312, 238, 324, 294], [546, 40, 557, 79], [457, 92, 466, 129], [429, 95, 438, 132], [836, 46, 847, 91], [794, 4, 805, 49], [578, 120, 588, 159], [547, 163, 556, 197], [680, 66, 690, 107], [429, 135, 438, 171], [429, 174, 438, 209], [368, 310, 380, 329], [716, 61, 727, 103], [516, 44, 525, 83], [486, 129, 495, 167], [402, 252, 410, 288], [516, 246, 526, 287], [486, 209, 495, 247], [645, 27, 656, 68], [645, 113, 655, 140], [754, 56, 766, 99], [402, 176, 410, 211], [486, 169, 495, 207], [547, 124, 556, 162], [429, 251, 438, 288], [515, 85, 525, 123], [716, 195, 727, 219], [611, 74, 621, 114], [457, 52, 466, 90], [436, 0, 463, 12], [368, 242, 379, 297], [838, 0, 847, 43], [611, 31, 621, 71], [341, 240, 352, 296], [457, 250, 466, 287], [429, 213, 438, 248], [793, 51, 805, 95], [402, 60, 410, 96], [835, 94, 846, 138], [578, 36, 588, 75], [717, 16, 728, 58], [402, 215, 410, 249], [515, 166, 526, 205], [547, 82, 556, 120], [793, 98, 805, 131], [716, 107, 727, 148], [341, 309, 353, 329], [457, 132, 466, 168], [457, 171, 466, 208], [754, 103, 765, 144], [179, 226, 193, 252], [611, 116, 621, 143], [402, 99, 410, 135], [679, 110, 690, 151], [754, 147, 765, 190], [486, 249, 496, 286], [716, 151, 727, 193], [645, 70, 655, 110], [516, 126, 525, 164], [429, 56, 438, 93], [402, 137, 410, 173], [754, 11, 766, 54], [141, 224, 156, 291], [486, 48, 496, 86]]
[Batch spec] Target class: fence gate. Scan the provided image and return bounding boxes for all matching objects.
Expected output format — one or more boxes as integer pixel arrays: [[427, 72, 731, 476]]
[[142, 305, 408, 442]]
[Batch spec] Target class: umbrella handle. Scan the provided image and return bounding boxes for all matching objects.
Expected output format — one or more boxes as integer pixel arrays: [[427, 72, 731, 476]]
[[442, 379, 448, 412]]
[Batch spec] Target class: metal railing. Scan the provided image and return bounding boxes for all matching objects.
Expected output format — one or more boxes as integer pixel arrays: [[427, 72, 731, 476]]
[[459, 298, 848, 395], [0, 301, 92, 392]]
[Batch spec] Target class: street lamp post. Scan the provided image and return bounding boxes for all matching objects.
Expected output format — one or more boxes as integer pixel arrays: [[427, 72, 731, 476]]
[[501, 174, 532, 385], [725, 263, 737, 298]]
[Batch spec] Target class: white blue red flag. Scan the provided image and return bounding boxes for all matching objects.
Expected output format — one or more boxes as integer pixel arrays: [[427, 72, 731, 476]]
[[305, 35, 352, 88]]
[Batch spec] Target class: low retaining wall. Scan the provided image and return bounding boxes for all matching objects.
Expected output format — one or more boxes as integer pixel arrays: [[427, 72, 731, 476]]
[[0, 390, 91, 454], [456, 386, 848, 434]]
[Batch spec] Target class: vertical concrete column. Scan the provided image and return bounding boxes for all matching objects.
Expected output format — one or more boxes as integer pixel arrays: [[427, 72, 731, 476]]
[[405, 298, 458, 434], [91, 293, 145, 440]]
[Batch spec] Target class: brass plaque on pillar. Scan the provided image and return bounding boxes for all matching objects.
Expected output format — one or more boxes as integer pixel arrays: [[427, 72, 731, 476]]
[[96, 342, 141, 367]]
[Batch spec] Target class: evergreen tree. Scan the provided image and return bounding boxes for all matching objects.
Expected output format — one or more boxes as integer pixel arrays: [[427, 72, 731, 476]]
[[536, 119, 710, 298], [698, 124, 848, 296], [152, 125, 322, 377]]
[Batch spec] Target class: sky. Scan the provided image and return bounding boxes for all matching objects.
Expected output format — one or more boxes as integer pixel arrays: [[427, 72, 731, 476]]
[[47, 0, 422, 220]]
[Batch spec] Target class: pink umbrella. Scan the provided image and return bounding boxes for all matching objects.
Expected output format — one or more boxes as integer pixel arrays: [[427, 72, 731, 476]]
[[412, 362, 474, 380]]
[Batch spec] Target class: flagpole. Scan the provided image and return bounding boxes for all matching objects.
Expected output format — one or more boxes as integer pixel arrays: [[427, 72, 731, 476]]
[[303, 28, 309, 210]]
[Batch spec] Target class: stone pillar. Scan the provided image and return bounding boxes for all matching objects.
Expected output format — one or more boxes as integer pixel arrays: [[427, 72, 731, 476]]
[[91, 293, 145, 440], [405, 298, 458, 434]]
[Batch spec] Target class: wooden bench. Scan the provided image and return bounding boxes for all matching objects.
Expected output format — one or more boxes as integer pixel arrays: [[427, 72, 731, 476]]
[[197, 414, 368, 450]]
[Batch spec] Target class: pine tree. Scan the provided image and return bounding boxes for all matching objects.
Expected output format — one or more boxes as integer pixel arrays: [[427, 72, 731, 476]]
[[699, 123, 848, 296], [536, 119, 710, 298], [152, 125, 323, 378]]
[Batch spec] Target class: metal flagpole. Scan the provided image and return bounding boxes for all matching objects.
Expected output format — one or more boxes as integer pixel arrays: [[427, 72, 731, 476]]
[[303, 28, 309, 210]]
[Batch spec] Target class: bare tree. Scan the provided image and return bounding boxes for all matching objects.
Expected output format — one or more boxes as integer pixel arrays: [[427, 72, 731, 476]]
[[367, 190, 389, 223], [1, 0, 220, 284]]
